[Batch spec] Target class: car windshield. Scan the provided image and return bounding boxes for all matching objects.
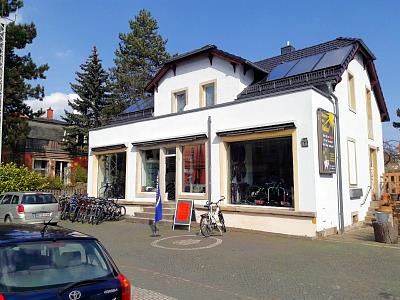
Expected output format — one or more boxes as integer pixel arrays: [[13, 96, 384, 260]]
[[22, 194, 57, 204], [0, 240, 114, 292]]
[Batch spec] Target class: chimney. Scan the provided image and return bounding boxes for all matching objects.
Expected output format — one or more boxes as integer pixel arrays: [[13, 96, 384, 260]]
[[47, 107, 54, 120], [281, 41, 295, 55]]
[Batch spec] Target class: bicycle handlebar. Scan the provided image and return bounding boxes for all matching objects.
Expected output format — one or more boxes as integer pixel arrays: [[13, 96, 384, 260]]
[[205, 196, 225, 206]]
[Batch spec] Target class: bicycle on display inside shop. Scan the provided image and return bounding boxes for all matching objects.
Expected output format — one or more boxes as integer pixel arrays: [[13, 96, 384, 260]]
[[200, 196, 226, 237]]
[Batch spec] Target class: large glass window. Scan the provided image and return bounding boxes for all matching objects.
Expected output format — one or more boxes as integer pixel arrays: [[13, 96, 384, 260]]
[[97, 152, 126, 198], [182, 144, 206, 193], [229, 137, 294, 207], [141, 149, 160, 192]]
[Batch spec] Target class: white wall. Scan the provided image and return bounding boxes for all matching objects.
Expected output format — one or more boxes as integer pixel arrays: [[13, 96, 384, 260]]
[[89, 88, 320, 216], [154, 56, 254, 116], [312, 53, 385, 231], [88, 53, 387, 236]]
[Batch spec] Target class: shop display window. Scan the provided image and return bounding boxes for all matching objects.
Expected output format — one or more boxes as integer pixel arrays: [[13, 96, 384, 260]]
[[182, 144, 206, 193], [141, 149, 160, 192], [229, 137, 294, 207], [97, 152, 126, 198]]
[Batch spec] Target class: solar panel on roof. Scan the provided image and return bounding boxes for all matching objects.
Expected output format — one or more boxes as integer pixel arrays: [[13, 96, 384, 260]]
[[267, 59, 299, 80], [313, 45, 353, 71], [285, 53, 324, 77]]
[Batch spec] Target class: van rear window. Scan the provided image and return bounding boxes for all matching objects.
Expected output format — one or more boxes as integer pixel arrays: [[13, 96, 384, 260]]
[[22, 194, 57, 204]]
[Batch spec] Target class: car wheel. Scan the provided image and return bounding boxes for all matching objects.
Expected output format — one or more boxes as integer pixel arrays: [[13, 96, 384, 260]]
[[4, 216, 11, 223]]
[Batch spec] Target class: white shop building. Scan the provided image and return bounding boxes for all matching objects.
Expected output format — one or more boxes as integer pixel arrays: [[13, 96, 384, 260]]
[[88, 37, 389, 237]]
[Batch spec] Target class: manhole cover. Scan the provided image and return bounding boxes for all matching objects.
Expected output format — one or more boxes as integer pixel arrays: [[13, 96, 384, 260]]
[[151, 235, 222, 250]]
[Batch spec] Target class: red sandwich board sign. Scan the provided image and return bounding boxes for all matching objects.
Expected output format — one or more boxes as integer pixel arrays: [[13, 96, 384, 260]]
[[173, 199, 194, 231]]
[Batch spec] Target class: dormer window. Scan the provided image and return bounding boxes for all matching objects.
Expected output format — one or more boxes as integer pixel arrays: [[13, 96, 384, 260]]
[[172, 89, 188, 113], [200, 80, 216, 108]]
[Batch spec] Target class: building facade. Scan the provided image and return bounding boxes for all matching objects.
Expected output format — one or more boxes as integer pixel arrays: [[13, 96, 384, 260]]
[[8, 108, 88, 184], [88, 38, 389, 237]]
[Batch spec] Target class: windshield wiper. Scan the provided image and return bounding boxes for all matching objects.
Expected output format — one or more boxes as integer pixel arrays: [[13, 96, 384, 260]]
[[58, 278, 108, 295]]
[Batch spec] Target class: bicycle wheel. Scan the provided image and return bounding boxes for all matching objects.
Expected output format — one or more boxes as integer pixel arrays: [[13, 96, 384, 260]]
[[95, 207, 104, 225], [200, 215, 212, 237], [218, 212, 226, 233], [69, 206, 78, 222]]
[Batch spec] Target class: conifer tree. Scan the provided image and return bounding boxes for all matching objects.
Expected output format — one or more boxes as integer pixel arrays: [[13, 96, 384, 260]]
[[112, 9, 170, 109], [1, 0, 49, 157], [62, 46, 112, 153]]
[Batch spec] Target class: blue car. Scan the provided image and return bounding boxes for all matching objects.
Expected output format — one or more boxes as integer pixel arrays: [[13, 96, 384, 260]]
[[0, 224, 131, 299]]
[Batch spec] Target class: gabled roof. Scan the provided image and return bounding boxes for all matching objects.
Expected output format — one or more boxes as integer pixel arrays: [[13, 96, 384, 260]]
[[254, 37, 375, 73], [239, 37, 389, 122], [28, 118, 66, 141], [145, 45, 267, 92]]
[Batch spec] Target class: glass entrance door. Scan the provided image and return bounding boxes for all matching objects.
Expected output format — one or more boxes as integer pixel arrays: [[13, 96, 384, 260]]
[[165, 148, 176, 201]]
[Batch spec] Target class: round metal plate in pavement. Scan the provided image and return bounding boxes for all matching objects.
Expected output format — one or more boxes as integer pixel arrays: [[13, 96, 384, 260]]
[[151, 235, 222, 251]]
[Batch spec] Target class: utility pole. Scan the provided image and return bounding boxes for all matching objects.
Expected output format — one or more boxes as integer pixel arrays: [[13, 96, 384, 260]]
[[0, 17, 11, 164]]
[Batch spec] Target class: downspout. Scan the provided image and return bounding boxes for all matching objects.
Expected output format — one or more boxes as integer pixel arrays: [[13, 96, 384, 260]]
[[207, 116, 212, 203], [326, 82, 345, 234]]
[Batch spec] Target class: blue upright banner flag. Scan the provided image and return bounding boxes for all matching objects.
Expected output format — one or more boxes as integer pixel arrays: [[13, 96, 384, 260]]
[[154, 175, 163, 223]]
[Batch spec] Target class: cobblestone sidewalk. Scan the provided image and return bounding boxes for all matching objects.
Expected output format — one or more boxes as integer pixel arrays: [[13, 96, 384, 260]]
[[132, 286, 177, 300]]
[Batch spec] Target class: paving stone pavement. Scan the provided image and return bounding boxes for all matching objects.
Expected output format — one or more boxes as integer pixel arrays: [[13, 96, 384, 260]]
[[60, 220, 400, 300], [132, 286, 177, 300]]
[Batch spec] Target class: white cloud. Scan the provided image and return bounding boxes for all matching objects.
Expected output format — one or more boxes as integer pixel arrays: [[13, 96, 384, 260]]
[[26, 92, 78, 119], [55, 49, 73, 59]]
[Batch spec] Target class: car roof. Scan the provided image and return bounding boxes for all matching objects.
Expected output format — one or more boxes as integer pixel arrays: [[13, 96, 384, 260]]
[[1, 192, 53, 196], [0, 224, 96, 245]]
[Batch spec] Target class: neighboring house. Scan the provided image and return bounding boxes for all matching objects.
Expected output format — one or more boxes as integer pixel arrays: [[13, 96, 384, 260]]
[[88, 37, 389, 237], [17, 108, 87, 184], [384, 144, 400, 196]]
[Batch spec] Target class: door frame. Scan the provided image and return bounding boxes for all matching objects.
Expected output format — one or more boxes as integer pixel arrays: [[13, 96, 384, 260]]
[[369, 146, 379, 199]]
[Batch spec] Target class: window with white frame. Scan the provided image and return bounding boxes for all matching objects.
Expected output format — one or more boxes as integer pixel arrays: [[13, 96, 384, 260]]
[[366, 88, 373, 139], [141, 149, 160, 192], [174, 91, 187, 113], [348, 72, 356, 112], [182, 144, 206, 193], [33, 160, 49, 177], [201, 82, 215, 107], [347, 139, 358, 186]]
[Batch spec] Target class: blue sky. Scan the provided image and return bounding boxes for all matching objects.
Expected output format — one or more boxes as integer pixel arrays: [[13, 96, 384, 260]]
[[21, 0, 399, 140]]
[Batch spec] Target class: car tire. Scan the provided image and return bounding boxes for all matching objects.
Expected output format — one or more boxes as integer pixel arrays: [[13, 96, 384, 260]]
[[4, 216, 11, 223]]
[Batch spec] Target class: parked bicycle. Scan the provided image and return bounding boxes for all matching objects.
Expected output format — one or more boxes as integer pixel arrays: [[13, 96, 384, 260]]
[[200, 196, 226, 237], [59, 194, 126, 225]]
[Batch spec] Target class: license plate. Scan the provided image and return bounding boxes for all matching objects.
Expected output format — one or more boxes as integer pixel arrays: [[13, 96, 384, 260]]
[[33, 212, 51, 218]]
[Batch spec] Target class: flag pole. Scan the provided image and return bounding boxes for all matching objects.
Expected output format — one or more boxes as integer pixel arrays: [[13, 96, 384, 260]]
[[151, 172, 162, 237]]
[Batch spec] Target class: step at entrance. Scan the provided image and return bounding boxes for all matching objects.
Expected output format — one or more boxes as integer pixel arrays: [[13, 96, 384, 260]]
[[128, 201, 178, 224]]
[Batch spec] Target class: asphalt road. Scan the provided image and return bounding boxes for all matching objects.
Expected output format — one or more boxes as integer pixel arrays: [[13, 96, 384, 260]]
[[60, 220, 400, 300]]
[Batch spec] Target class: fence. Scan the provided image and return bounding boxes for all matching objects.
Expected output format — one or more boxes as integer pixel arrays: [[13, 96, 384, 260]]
[[43, 183, 87, 197], [383, 172, 400, 197]]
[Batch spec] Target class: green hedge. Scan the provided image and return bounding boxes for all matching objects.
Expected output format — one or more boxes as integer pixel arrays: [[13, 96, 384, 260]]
[[0, 163, 49, 194]]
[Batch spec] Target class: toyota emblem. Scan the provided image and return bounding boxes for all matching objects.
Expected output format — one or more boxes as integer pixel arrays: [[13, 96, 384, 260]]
[[68, 290, 81, 300]]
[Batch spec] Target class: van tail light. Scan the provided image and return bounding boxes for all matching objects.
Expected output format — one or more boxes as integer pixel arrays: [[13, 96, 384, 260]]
[[0, 293, 6, 300], [17, 204, 24, 214], [117, 273, 131, 300]]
